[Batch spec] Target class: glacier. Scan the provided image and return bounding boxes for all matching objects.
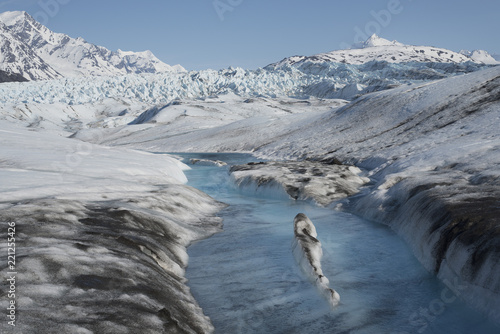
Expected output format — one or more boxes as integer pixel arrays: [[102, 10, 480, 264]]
[[0, 27, 499, 332], [67, 65, 500, 326], [0, 61, 492, 109]]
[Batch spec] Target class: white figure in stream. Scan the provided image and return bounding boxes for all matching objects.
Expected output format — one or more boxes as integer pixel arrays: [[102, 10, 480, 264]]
[[292, 213, 341, 307]]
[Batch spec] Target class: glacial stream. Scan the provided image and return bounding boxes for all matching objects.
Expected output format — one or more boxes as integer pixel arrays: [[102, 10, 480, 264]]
[[179, 153, 497, 334]]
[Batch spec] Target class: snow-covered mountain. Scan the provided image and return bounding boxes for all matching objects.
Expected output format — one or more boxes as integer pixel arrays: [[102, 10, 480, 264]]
[[353, 34, 404, 49], [0, 11, 185, 80], [460, 49, 499, 65], [268, 34, 499, 69], [0, 20, 62, 80]]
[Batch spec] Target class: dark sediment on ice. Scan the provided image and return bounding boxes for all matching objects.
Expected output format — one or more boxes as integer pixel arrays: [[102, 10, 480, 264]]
[[0, 187, 225, 334], [229, 160, 369, 206]]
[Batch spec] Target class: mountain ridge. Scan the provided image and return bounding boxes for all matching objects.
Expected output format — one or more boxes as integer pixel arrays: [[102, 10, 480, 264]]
[[0, 11, 185, 80], [267, 34, 499, 69]]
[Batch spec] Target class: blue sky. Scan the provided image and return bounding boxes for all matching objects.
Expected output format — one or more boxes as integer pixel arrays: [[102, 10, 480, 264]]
[[1, 0, 499, 70]]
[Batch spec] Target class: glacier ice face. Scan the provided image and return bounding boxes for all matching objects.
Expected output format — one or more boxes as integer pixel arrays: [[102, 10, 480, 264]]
[[0, 61, 491, 110]]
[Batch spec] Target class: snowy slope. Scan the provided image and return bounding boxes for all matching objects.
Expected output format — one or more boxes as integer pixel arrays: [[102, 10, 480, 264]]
[[0, 97, 156, 135], [0, 91, 347, 138], [468, 50, 500, 65], [0, 11, 185, 80], [84, 66, 500, 322], [0, 21, 61, 80], [268, 34, 498, 71]]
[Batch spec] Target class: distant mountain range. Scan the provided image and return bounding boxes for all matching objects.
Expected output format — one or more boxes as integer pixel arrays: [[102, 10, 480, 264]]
[[267, 34, 499, 69], [0, 11, 185, 81], [0, 11, 497, 85]]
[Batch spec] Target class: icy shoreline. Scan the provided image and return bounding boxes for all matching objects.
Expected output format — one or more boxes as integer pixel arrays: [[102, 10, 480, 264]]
[[348, 170, 500, 323], [0, 124, 225, 333], [227, 157, 500, 323]]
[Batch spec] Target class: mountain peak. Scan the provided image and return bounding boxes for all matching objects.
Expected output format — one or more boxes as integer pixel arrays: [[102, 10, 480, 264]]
[[0, 11, 31, 26], [0, 11, 185, 80], [354, 34, 404, 49], [267, 35, 497, 69], [469, 50, 499, 65]]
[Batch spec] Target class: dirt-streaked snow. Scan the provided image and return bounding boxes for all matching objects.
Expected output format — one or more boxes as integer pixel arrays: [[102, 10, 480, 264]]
[[0, 122, 224, 333]]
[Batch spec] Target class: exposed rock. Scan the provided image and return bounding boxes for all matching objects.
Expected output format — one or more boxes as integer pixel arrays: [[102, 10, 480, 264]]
[[0, 69, 27, 83]]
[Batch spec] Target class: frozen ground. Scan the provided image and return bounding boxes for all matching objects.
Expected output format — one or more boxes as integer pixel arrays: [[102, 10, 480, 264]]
[[0, 122, 224, 333]]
